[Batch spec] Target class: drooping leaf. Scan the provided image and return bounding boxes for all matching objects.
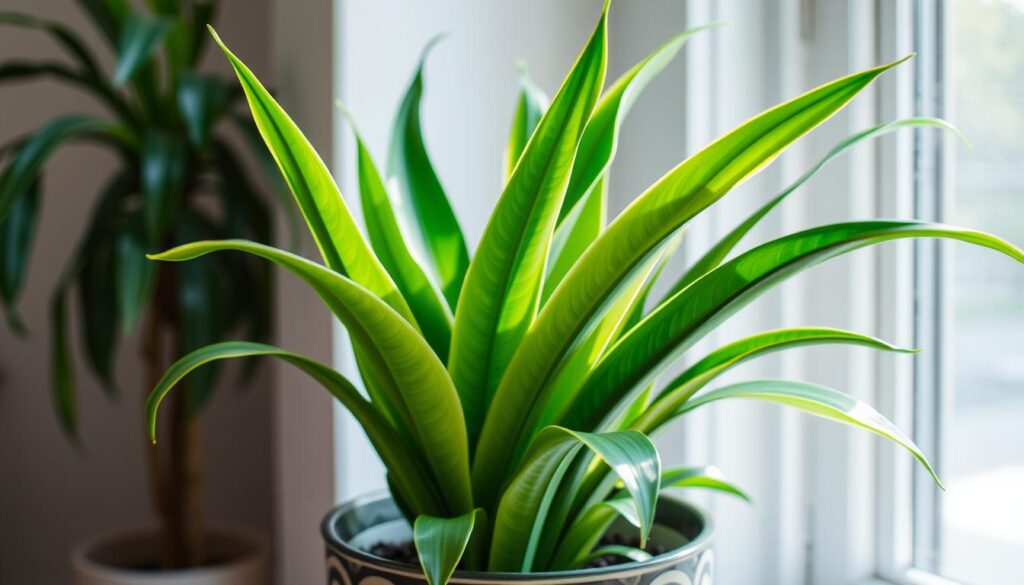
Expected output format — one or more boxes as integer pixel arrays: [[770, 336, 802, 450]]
[[150, 239, 473, 514], [631, 327, 916, 434], [0, 178, 40, 333], [0, 11, 104, 78], [0, 116, 116, 223], [665, 117, 962, 296], [474, 58, 911, 499], [145, 341, 446, 515], [549, 466, 747, 570], [50, 281, 76, 437], [387, 38, 469, 309], [679, 379, 943, 486], [342, 106, 453, 362], [488, 427, 659, 572], [453, 7, 608, 455], [413, 510, 481, 585], [210, 28, 414, 322], [564, 222, 1024, 433], [503, 63, 549, 183]]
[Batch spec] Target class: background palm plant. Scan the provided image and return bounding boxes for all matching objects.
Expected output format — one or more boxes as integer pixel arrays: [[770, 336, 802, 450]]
[[0, 0, 281, 569], [147, 3, 1023, 584]]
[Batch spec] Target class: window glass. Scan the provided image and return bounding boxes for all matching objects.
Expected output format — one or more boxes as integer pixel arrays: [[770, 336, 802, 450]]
[[918, 1, 1024, 583]]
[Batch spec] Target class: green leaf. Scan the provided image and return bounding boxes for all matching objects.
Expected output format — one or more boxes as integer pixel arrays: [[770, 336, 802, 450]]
[[177, 73, 230, 148], [0, 116, 115, 223], [413, 510, 481, 585], [387, 38, 469, 309], [0, 12, 104, 78], [50, 281, 76, 437], [503, 63, 549, 183], [543, 175, 606, 302], [453, 7, 608, 455], [150, 239, 473, 514], [342, 106, 453, 362], [77, 235, 119, 394], [557, 24, 710, 227], [680, 379, 943, 487], [75, 0, 129, 47], [564, 221, 1024, 433], [187, 2, 218, 65], [657, 465, 751, 502], [114, 217, 155, 333], [145, 341, 447, 515], [141, 131, 186, 243], [488, 427, 659, 572], [474, 57, 909, 500], [210, 28, 414, 323], [0, 178, 40, 333], [113, 11, 171, 86], [631, 327, 916, 434], [549, 466, 747, 570], [665, 117, 962, 296]]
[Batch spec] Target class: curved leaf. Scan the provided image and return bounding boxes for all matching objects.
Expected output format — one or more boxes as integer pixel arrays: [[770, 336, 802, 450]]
[[0, 178, 40, 333], [455, 6, 608, 465], [666, 117, 962, 295], [475, 58, 909, 498], [209, 28, 414, 323], [630, 327, 916, 434], [543, 175, 606, 302], [387, 38, 469, 309], [413, 509, 482, 585], [549, 465, 747, 570], [342, 106, 453, 362], [114, 11, 171, 86], [145, 341, 446, 515], [488, 427, 659, 572], [0, 116, 117, 223], [503, 63, 549, 183], [150, 239, 472, 514], [177, 73, 231, 148], [564, 221, 1024, 433], [0, 11, 104, 78], [679, 379, 943, 486]]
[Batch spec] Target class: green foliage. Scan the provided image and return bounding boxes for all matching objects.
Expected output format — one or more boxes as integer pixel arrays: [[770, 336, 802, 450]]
[[0, 2, 280, 434], [146, 3, 1024, 583]]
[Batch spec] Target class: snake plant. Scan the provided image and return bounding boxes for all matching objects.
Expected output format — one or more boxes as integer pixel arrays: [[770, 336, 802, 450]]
[[146, 4, 1023, 584], [0, 0, 283, 569]]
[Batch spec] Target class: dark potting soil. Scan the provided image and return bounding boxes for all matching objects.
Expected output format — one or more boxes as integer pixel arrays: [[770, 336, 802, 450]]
[[369, 534, 667, 570]]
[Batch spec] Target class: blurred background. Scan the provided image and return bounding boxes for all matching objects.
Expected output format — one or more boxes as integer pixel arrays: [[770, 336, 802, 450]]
[[1, 1, 1020, 584]]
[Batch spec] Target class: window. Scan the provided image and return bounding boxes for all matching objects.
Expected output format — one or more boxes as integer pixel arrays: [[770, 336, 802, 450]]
[[909, 1, 1024, 583]]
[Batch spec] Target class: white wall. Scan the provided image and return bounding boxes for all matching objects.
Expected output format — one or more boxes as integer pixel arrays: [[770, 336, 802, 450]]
[[0, 2, 275, 582]]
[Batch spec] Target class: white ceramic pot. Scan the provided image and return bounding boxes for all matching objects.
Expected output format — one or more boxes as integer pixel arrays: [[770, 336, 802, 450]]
[[71, 527, 269, 585]]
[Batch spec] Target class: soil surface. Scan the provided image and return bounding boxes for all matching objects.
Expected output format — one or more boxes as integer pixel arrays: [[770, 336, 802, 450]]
[[369, 534, 667, 570]]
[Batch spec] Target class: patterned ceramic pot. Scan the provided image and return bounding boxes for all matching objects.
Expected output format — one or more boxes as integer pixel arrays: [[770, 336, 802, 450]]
[[322, 492, 714, 585]]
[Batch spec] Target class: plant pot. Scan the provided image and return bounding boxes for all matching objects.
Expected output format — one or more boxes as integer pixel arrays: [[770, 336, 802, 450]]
[[322, 492, 714, 585], [71, 527, 269, 585]]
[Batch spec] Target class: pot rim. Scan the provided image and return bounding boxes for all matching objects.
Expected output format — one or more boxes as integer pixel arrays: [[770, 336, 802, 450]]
[[321, 490, 714, 583], [71, 525, 268, 578]]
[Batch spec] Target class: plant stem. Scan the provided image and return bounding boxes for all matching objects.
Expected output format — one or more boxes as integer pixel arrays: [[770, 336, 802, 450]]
[[147, 263, 206, 568]]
